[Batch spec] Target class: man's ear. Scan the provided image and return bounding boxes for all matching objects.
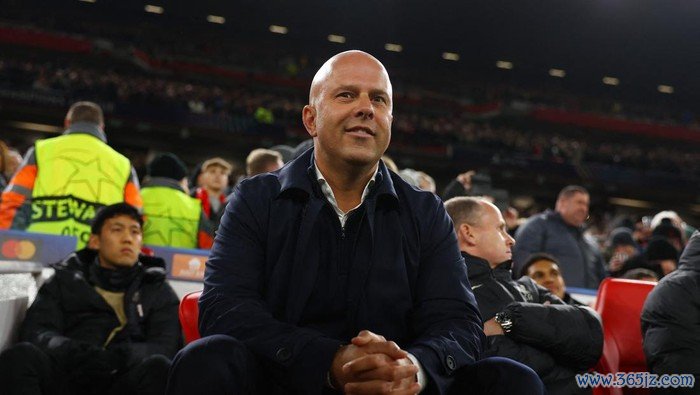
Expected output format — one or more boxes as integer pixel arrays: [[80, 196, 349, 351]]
[[302, 105, 317, 137], [460, 223, 477, 246], [87, 234, 100, 250]]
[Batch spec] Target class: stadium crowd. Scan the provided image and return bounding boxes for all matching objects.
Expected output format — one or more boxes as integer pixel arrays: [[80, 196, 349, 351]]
[[2, 57, 700, 179]]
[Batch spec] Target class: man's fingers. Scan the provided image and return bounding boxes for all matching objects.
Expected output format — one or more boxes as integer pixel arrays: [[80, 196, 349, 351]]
[[345, 380, 421, 395], [356, 364, 419, 382], [360, 340, 407, 360], [343, 353, 393, 375], [352, 330, 386, 346]]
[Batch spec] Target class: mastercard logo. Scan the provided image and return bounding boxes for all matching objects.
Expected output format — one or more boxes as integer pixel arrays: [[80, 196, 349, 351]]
[[1, 239, 37, 260]]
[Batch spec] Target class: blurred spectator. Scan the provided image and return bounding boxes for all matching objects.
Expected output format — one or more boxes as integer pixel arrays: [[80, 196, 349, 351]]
[[0, 139, 9, 190], [245, 148, 284, 177], [641, 231, 700, 394], [398, 168, 436, 193], [444, 196, 603, 394], [606, 227, 639, 274], [193, 157, 232, 247], [513, 186, 607, 289], [621, 268, 658, 282], [520, 253, 585, 306], [5, 148, 22, 179], [141, 153, 212, 249], [269, 144, 295, 163], [0, 101, 142, 249], [619, 236, 679, 279], [0, 203, 180, 395], [652, 218, 685, 252]]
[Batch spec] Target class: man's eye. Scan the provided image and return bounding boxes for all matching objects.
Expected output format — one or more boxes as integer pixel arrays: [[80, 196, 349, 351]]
[[373, 96, 386, 103], [337, 92, 353, 98]]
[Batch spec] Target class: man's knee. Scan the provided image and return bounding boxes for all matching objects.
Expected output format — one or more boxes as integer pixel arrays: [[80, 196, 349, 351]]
[[0, 342, 50, 371], [478, 357, 545, 394], [167, 335, 258, 395]]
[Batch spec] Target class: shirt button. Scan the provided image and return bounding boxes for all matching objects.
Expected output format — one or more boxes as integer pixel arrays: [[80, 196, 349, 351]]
[[446, 355, 456, 371], [276, 347, 292, 362]]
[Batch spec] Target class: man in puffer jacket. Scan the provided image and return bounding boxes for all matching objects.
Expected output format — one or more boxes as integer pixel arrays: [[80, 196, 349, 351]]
[[642, 231, 700, 394], [0, 203, 182, 395], [445, 196, 604, 394]]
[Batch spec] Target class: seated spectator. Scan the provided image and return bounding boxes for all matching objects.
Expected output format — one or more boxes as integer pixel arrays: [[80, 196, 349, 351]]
[[520, 253, 585, 306], [193, 157, 232, 247], [141, 153, 213, 249], [0, 203, 181, 395], [621, 268, 658, 282], [641, 231, 700, 394], [620, 236, 679, 279], [445, 196, 603, 394], [245, 148, 284, 177], [651, 218, 685, 253], [606, 227, 639, 275]]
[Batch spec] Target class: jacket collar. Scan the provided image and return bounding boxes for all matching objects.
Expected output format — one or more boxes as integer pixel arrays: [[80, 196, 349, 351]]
[[277, 147, 398, 205], [461, 251, 514, 281], [64, 121, 107, 143], [143, 177, 186, 193]]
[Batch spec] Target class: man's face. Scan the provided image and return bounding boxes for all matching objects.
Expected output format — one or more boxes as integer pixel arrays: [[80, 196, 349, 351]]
[[557, 192, 589, 227], [89, 215, 142, 269], [472, 203, 515, 267], [303, 52, 393, 169], [526, 260, 566, 299], [201, 165, 229, 193]]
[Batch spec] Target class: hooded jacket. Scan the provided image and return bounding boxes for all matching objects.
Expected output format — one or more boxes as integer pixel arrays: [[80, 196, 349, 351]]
[[464, 252, 604, 395], [642, 231, 700, 380], [20, 248, 181, 371]]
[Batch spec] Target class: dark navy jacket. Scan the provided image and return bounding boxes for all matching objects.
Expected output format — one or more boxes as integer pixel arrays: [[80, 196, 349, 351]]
[[199, 148, 484, 394]]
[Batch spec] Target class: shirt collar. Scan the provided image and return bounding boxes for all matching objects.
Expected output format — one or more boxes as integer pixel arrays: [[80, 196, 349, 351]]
[[314, 160, 377, 219]]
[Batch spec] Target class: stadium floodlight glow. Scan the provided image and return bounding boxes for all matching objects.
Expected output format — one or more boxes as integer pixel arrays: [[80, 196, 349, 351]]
[[269, 25, 288, 34], [658, 85, 674, 94], [496, 60, 513, 70], [207, 15, 225, 24], [328, 34, 346, 44], [79, 0, 96, 3], [145, 5, 164, 14], [602, 76, 619, 86], [385, 43, 403, 52], [549, 68, 566, 78], [442, 52, 459, 61]]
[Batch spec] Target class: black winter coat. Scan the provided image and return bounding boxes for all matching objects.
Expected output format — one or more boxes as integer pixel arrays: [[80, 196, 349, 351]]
[[642, 231, 700, 383], [464, 252, 604, 395], [20, 249, 182, 371]]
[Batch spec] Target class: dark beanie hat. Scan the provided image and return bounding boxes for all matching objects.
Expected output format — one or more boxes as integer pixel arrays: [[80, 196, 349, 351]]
[[652, 222, 682, 242], [609, 227, 637, 249], [147, 153, 188, 181], [645, 237, 679, 262]]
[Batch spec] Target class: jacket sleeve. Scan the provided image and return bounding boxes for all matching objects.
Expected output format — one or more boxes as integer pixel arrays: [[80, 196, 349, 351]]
[[116, 281, 182, 367], [19, 274, 96, 366], [405, 197, 485, 395], [197, 184, 343, 395], [502, 301, 603, 371], [512, 216, 546, 275], [0, 148, 36, 230], [124, 167, 143, 210]]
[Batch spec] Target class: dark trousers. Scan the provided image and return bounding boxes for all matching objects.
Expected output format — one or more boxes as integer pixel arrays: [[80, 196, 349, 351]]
[[166, 335, 545, 395], [0, 342, 171, 395]]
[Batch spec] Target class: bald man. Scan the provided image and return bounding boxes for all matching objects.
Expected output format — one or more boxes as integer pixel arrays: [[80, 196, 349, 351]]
[[167, 51, 544, 395]]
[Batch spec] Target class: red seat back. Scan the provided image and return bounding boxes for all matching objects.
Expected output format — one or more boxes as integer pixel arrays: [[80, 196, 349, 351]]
[[179, 291, 202, 344], [593, 278, 656, 395]]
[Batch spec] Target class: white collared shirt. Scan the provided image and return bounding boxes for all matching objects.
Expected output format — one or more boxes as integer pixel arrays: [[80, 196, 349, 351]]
[[314, 162, 376, 228]]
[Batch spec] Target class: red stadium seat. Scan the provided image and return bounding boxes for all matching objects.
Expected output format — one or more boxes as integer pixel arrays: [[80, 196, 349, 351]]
[[592, 278, 656, 395], [179, 291, 202, 344]]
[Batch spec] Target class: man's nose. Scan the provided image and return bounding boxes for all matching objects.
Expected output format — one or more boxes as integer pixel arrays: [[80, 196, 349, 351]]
[[355, 94, 374, 119]]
